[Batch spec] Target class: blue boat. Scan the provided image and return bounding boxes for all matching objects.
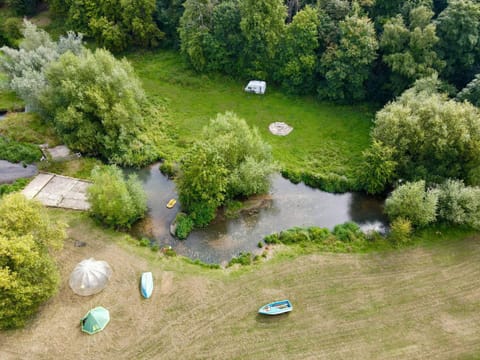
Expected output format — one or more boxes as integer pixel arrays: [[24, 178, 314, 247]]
[[140, 272, 153, 299], [258, 300, 292, 315]]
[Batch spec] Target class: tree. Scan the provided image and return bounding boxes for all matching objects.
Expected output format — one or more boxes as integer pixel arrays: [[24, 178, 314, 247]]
[[0, 193, 66, 329], [275, 5, 319, 94], [61, 0, 163, 52], [0, 20, 83, 112], [178, 0, 217, 72], [436, 0, 480, 87], [457, 74, 480, 107], [87, 165, 147, 228], [239, 0, 286, 79], [7, 0, 40, 15], [372, 78, 480, 186], [203, 0, 243, 75], [40, 48, 160, 166], [319, 13, 378, 102], [176, 112, 276, 227], [385, 180, 438, 227], [380, 6, 444, 95], [155, 0, 186, 48]]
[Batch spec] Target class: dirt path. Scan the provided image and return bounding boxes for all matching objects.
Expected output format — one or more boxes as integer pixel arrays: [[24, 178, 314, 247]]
[[1, 214, 479, 359]]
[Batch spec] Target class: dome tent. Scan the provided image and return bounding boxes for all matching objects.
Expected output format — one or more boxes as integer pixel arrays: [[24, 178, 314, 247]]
[[69, 258, 112, 296], [81, 306, 110, 334]]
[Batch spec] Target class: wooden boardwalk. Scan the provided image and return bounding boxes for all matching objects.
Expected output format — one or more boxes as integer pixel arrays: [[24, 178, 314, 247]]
[[22, 173, 91, 210]]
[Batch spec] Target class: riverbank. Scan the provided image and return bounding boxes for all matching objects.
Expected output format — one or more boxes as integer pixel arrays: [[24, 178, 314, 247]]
[[1, 209, 479, 359]]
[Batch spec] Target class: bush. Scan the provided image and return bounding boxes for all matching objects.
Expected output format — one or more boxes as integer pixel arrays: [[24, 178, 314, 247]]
[[0, 193, 66, 329], [436, 179, 480, 229], [139, 237, 150, 247], [0, 137, 42, 164], [175, 213, 194, 239], [228, 252, 252, 267], [0, 178, 30, 196], [159, 160, 176, 178], [189, 202, 217, 228], [333, 222, 364, 242], [385, 180, 438, 227], [87, 165, 147, 229], [388, 217, 412, 245]]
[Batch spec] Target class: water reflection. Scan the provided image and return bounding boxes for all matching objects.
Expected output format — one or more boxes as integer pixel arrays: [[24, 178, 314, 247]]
[[131, 164, 387, 264]]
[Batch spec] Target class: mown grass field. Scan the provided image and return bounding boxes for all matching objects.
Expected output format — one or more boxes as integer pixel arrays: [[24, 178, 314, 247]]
[[0, 210, 479, 359], [128, 51, 375, 181]]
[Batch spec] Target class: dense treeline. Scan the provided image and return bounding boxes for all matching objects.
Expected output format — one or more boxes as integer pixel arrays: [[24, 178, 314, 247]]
[[2, 0, 479, 102]]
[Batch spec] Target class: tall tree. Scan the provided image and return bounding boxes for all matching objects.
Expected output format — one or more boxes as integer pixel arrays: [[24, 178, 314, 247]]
[[276, 5, 319, 94], [239, 0, 286, 79], [436, 0, 480, 87], [319, 13, 378, 102], [380, 6, 444, 95], [41, 48, 161, 166], [203, 0, 243, 75], [178, 0, 217, 71]]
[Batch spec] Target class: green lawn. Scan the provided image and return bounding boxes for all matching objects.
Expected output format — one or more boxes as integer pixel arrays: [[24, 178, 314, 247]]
[[128, 51, 376, 186]]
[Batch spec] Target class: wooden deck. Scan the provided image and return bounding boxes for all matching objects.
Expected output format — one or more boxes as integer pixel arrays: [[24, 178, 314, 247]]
[[22, 173, 91, 210]]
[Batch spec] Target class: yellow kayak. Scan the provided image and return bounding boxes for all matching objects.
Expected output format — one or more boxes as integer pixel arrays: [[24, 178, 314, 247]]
[[166, 199, 177, 209]]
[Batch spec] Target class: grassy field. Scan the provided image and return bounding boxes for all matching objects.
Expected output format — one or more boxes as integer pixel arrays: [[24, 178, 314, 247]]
[[128, 51, 375, 183], [1, 210, 479, 359]]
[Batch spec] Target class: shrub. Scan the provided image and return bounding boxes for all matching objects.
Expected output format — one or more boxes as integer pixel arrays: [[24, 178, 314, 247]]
[[0, 178, 30, 196], [388, 217, 412, 245], [159, 160, 176, 178], [87, 165, 147, 229], [264, 233, 280, 244], [0, 137, 42, 164], [228, 252, 252, 267], [0, 193, 66, 329], [189, 202, 217, 228], [175, 213, 194, 240], [333, 222, 364, 242], [308, 227, 331, 241], [139, 237, 150, 247], [385, 180, 438, 227], [436, 179, 480, 229]]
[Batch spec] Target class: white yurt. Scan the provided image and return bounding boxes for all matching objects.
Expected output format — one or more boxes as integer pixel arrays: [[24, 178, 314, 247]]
[[69, 258, 112, 296]]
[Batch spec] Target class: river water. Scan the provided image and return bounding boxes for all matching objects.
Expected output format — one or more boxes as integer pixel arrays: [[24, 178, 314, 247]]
[[131, 163, 387, 264]]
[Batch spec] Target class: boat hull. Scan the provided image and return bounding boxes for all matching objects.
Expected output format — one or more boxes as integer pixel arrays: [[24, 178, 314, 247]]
[[258, 300, 292, 315], [141, 272, 153, 299]]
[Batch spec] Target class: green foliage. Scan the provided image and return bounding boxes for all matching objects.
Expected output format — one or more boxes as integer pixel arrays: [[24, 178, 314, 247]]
[[239, 0, 286, 79], [203, 1, 243, 75], [457, 74, 480, 107], [436, 179, 480, 229], [224, 199, 243, 219], [41, 48, 161, 166], [359, 140, 398, 194], [175, 212, 194, 239], [176, 112, 276, 226], [333, 222, 364, 242], [319, 14, 378, 102], [159, 160, 176, 178], [0, 20, 84, 112], [139, 237, 151, 247], [156, 0, 185, 48], [436, 0, 480, 86], [275, 5, 319, 94], [178, 0, 215, 72], [87, 165, 147, 229], [372, 80, 480, 186], [183, 258, 221, 269], [228, 252, 252, 267], [385, 180, 438, 227], [60, 0, 163, 52], [380, 6, 444, 94], [7, 0, 39, 15], [0, 193, 66, 329], [0, 178, 29, 196], [388, 217, 412, 245], [280, 169, 352, 193], [0, 137, 42, 163]]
